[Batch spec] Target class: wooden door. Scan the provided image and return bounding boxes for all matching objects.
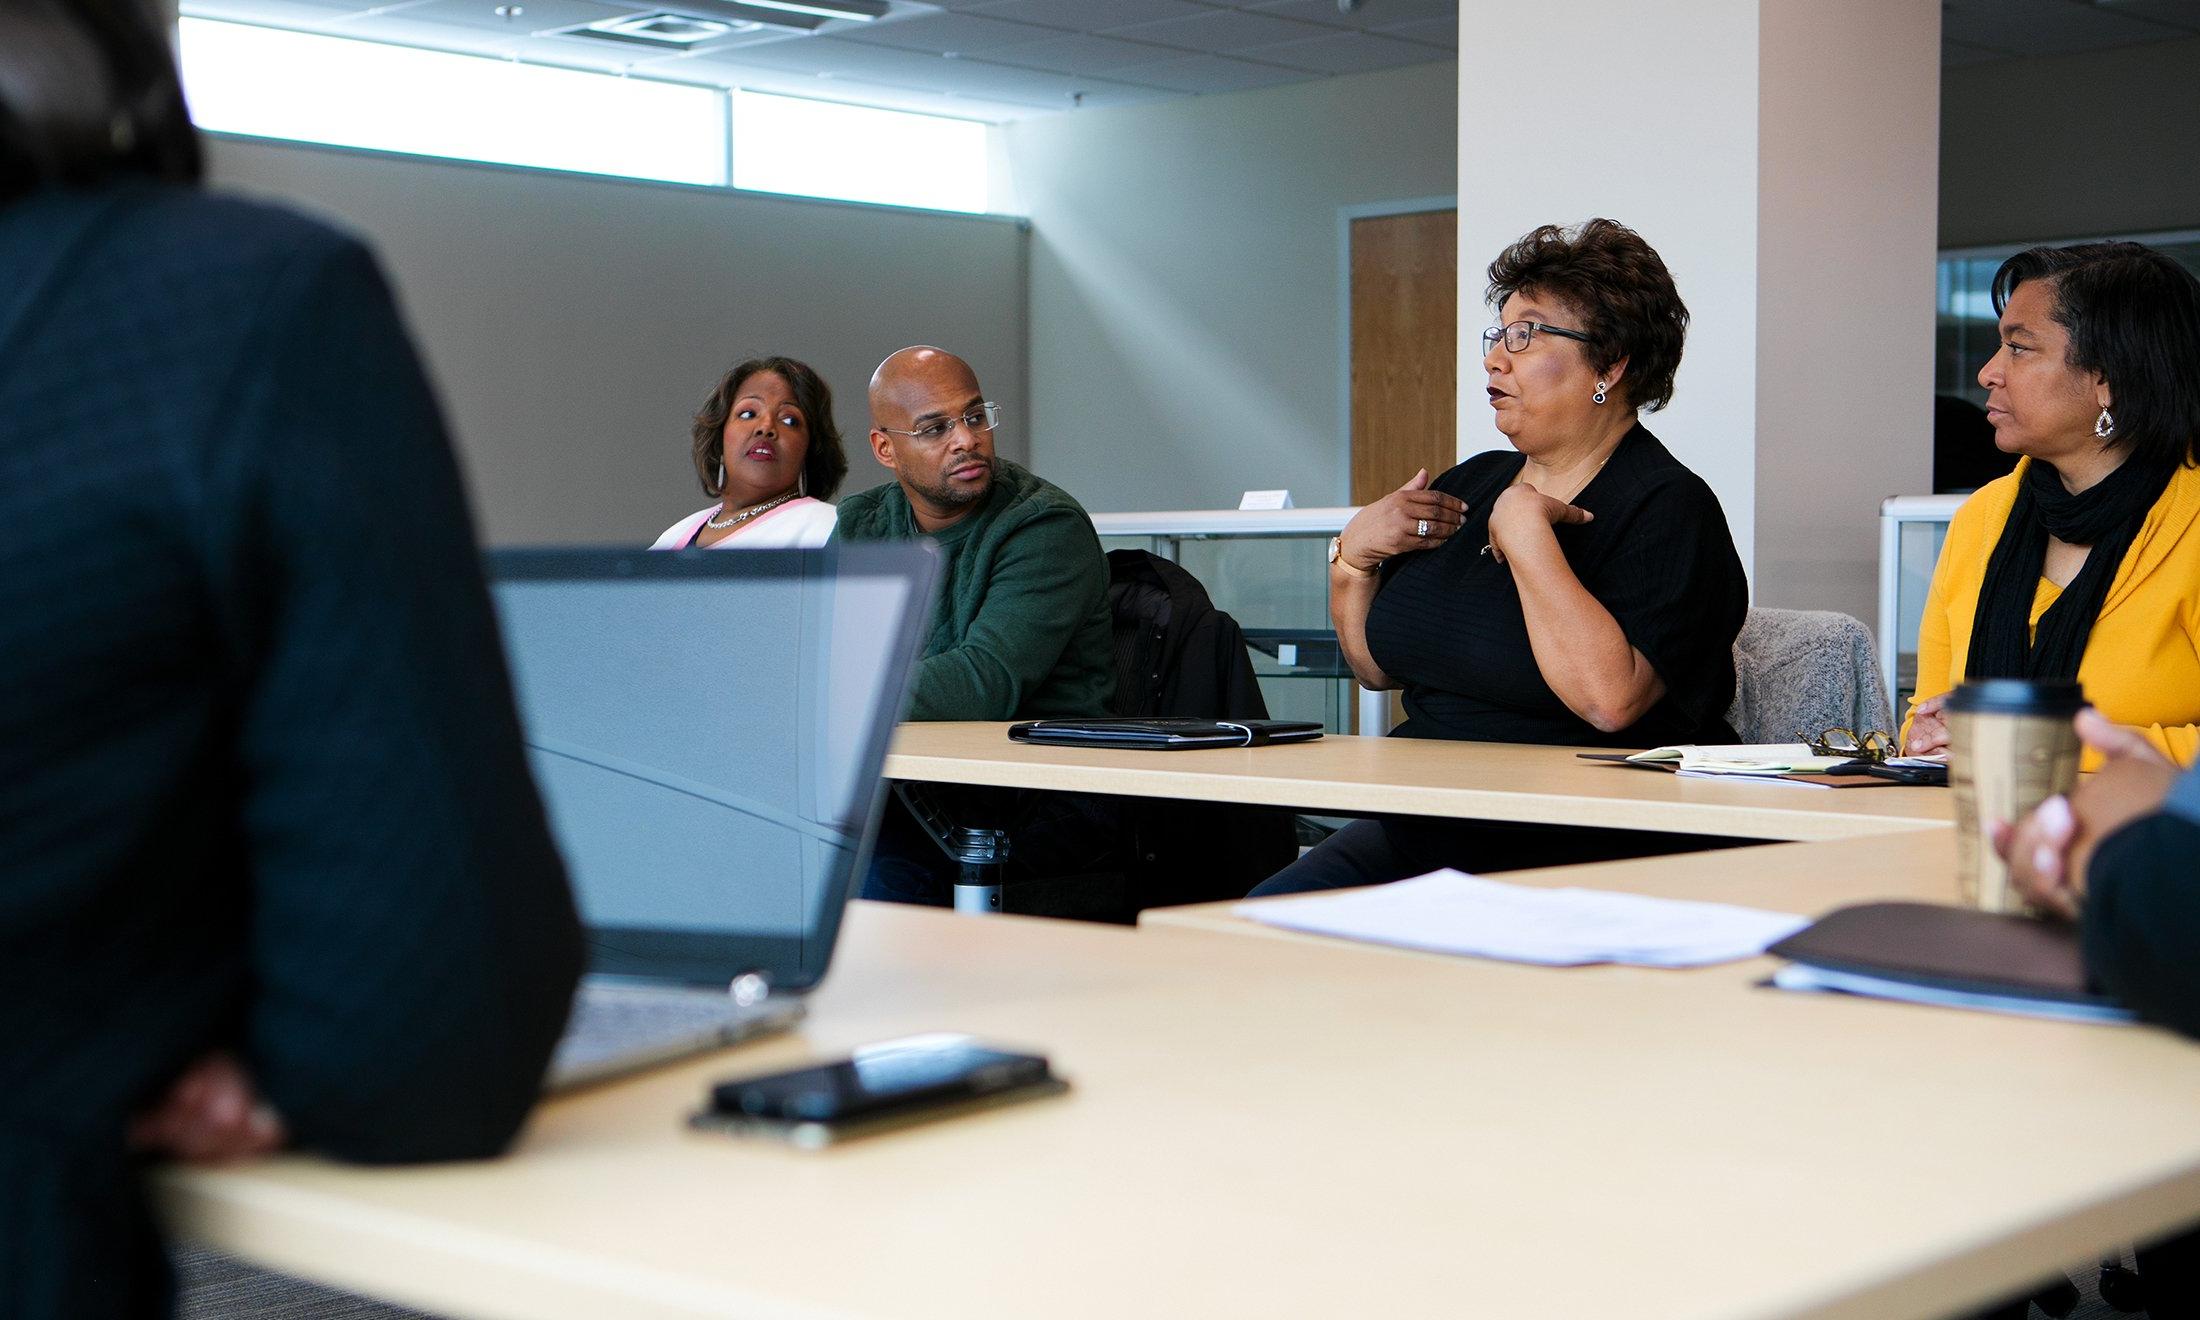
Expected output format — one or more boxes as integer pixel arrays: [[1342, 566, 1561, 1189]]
[[1349, 209, 1458, 505]]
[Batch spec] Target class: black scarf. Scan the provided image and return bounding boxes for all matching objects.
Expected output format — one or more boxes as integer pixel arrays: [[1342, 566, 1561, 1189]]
[[1967, 452, 2175, 680]]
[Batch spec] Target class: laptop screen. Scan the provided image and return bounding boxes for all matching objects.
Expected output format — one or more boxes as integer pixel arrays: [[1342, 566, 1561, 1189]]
[[488, 545, 936, 993]]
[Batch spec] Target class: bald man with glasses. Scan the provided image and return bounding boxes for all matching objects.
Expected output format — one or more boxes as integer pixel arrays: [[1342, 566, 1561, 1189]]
[[836, 346, 1116, 904]]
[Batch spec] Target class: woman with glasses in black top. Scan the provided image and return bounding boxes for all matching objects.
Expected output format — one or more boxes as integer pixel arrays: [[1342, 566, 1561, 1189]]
[[1253, 218, 1748, 896]]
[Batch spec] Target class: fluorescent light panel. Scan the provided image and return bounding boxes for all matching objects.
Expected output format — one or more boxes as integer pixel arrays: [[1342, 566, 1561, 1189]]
[[732, 0, 888, 21]]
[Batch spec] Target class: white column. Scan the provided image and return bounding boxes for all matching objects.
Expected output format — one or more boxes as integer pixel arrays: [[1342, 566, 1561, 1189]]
[[1455, 0, 1939, 630]]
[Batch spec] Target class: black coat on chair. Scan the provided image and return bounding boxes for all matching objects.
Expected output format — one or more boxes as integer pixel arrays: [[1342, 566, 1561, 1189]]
[[1103, 551, 1298, 910]]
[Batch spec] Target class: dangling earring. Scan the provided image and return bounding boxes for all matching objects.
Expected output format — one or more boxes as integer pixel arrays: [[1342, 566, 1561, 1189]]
[[715, 460, 726, 489], [1592, 382, 1609, 406], [797, 469, 808, 498], [2095, 408, 2116, 438]]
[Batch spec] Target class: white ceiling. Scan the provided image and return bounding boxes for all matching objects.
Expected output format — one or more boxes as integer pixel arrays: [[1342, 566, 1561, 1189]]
[[175, 0, 1459, 121], [173, 0, 2200, 123]]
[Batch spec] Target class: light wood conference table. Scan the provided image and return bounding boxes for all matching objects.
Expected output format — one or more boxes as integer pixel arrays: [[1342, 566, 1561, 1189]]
[[883, 721, 1954, 842], [1142, 830, 1966, 950], [164, 879, 2200, 1320]]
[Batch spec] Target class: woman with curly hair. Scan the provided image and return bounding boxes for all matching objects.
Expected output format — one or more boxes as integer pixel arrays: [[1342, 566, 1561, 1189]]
[[652, 354, 847, 549], [1255, 218, 1749, 895]]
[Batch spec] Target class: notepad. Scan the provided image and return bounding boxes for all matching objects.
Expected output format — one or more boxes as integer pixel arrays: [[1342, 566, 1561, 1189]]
[[1235, 870, 1809, 968], [1626, 743, 1856, 774]]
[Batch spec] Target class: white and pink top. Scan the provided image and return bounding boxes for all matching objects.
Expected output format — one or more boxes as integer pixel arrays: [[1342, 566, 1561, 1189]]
[[649, 497, 838, 550]]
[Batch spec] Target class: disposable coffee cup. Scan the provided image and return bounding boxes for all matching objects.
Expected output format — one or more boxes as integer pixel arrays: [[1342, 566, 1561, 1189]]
[[1945, 679, 2085, 913]]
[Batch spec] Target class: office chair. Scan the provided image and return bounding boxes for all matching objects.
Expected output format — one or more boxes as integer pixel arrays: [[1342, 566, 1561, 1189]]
[[1725, 607, 1894, 744], [895, 550, 1297, 921]]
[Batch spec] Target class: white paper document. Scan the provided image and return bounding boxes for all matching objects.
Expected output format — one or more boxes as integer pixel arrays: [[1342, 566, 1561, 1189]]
[[1628, 743, 1855, 774], [1236, 870, 1810, 968]]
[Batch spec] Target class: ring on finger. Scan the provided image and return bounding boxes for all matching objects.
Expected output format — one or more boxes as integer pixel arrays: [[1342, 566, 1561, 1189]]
[[1416, 519, 1430, 538]]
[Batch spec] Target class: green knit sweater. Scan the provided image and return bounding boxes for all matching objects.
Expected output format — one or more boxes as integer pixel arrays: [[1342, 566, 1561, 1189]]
[[834, 460, 1115, 721]]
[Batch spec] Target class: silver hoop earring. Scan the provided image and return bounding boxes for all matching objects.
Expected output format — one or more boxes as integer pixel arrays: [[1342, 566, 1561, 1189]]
[[2095, 408, 2115, 438], [797, 470, 808, 497], [1592, 382, 1609, 406], [715, 461, 726, 488]]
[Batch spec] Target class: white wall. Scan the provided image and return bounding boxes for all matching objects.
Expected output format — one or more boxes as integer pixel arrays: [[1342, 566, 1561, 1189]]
[[1456, 1, 1763, 592], [206, 136, 1029, 545], [1005, 61, 1457, 513], [1456, 0, 1940, 629], [1941, 35, 2200, 249]]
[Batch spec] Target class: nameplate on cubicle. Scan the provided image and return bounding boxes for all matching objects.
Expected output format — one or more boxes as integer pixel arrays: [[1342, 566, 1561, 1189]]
[[1238, 489, 1294, 510]]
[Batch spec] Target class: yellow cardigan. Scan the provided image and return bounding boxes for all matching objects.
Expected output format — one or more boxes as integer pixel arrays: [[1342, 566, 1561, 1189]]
[[1905, 458, 2200, 767]]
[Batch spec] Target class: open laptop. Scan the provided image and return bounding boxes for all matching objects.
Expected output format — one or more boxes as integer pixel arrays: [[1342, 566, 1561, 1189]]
[[487, 543, 939, 1090]]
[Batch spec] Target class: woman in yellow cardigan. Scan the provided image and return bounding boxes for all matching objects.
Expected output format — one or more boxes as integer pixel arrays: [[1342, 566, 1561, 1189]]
[[1905, 241, 2200, 767]]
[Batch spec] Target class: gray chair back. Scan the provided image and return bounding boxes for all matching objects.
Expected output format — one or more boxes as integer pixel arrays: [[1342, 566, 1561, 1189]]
[[1725, 607, 1894, 746]]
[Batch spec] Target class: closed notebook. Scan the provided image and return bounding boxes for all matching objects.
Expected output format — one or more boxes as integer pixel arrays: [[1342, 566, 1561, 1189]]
[[1007, 718, 1323, 750], [1767, 901, 2113, 1008]]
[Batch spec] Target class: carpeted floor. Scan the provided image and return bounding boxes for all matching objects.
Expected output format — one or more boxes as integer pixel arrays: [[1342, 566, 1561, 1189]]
[[173, 1247, 436, 1319]]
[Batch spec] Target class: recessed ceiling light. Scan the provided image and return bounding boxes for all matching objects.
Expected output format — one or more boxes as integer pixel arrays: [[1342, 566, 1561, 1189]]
[[577, 11, 752, 45]]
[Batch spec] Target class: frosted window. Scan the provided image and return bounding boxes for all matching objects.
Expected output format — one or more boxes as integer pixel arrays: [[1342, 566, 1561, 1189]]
[[179, 19, 728, 187], [731, 89, 986, 214]]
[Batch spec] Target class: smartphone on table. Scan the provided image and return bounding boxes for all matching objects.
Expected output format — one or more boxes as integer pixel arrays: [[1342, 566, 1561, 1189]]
[[692, 1033, 1068, 1148]]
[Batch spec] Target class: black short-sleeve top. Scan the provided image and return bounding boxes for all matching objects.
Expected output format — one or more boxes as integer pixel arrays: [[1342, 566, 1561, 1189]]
[[1363, 423, 1748, 747]]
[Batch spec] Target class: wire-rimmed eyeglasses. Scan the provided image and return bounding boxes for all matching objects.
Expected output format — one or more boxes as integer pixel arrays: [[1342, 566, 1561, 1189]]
[[1480, 320, 1594, 355], [877, 401, 1002, 445], [1800, 727, 1899, 764]]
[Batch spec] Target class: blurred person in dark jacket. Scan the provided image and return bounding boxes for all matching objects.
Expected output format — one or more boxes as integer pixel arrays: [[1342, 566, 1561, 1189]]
[[0, 2, 583, 1315], [1999, 710, 2200, 1319]]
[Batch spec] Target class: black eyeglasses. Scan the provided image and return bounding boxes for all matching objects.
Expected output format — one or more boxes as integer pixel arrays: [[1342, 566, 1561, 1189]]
[[1480, 320, 1594, 354], [1800, 728, 1898, 763], [877, 401, 1002, 446]]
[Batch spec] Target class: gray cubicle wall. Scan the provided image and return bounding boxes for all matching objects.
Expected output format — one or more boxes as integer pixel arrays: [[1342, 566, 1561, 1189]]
[[207, 135, 1030, 547]]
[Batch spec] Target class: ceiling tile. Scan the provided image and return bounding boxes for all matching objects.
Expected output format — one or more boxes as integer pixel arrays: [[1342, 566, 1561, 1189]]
[[969, 0, 1220, 27], [941, 60, 1144, 105], [319, 9, 529, 52], [2094, 0, 2200, 33], [1245, 0, 1456, 31], [1372, 15, 1454, 48], [1046, 80, 1178, 108], [1106, 8, 1331, 52], [1939, 38, 2010, 66], [386, 0, 648, 37], [1106, 51, 1309, 91], [1940, 0, 2186, 56], [182, 0, 380, 13], [652, 44, 1019, 113], [835, 10, 1064, 52], [982, 31, 1178, 72], [1240, 29, 1441, 72], [720, 32, 960, 80]]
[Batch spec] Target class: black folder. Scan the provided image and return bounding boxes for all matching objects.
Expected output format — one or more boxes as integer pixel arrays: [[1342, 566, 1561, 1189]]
[[1006, 718, 1324, 750], [1768, 901, 2112, 1008]]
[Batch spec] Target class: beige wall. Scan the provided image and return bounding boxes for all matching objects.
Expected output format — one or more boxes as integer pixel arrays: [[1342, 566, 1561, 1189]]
[[1456, 0, 1940, 629], [1941, 35, 2200, 249], [206, 136, 1029, 545], [1456, 0, 1764, 585], [1756, 0, 1941, 625], [1005, 61, 1458, 513]]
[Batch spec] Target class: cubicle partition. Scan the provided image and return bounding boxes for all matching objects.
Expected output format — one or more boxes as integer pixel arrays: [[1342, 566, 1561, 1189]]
[[1088, 508, 1388, 735], [1877, 495, 1962, 715], [1093, 497, 1961, 738]]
